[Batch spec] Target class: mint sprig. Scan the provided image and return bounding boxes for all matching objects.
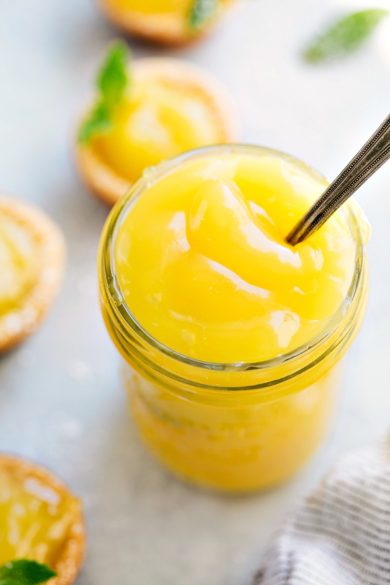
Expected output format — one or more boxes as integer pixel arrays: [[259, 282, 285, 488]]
[[97, 42, 129, 108], [78, 41, 130, 144], [78, 101, 112, 144], [188, 0, 218, 30], [0, 560, 56, 585], [303, 9, 388, 63]]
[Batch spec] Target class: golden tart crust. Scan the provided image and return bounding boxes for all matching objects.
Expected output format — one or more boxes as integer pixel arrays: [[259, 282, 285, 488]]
[[0, 454, 85, 585], [0, 197, 65, 352], [98, 0, 231, 46], [76, 58, 238, 206]]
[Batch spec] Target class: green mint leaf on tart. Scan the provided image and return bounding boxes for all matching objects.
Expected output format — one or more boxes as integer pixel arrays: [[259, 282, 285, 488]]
[[97, 41, 129, 108], [188, 0, 218, 30], [78, 41, 130, 144], [78, 100, 112, 143], [0, 560, 56, 585], [303, 9, 388, 63]]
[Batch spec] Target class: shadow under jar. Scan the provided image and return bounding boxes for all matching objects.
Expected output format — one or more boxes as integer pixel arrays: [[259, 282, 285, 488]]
[[98, 145, 368, 493]]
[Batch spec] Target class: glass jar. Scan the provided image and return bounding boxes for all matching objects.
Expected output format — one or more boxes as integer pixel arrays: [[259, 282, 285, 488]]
[[99, 145, 368, 493]]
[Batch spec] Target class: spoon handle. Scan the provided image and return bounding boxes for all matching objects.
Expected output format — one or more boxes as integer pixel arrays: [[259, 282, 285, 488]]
[[287, 113, 390, 245]]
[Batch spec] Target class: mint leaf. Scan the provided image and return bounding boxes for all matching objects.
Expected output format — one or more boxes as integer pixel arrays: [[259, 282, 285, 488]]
[[0, 560, 56, 585], [304, 9, 388, 63], [97, 42, 129, 108], [78, 41, 130, 144], [78, 100, 112, 144], [188, 0, 218, 30]]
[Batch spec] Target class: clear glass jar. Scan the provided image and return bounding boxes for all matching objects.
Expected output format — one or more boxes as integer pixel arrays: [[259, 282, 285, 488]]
[[99, 145, 368, 493]]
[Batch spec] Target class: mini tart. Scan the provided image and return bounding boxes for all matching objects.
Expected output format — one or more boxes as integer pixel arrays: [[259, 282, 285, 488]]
[[0, 197, 65, 352], [76, 58, 238, 206], [0, 454, 85, 585], [98, 0, 232, 46]]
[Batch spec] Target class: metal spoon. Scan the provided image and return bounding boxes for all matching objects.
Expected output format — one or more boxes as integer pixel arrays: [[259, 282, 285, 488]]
[[287, 113, 390, 246]]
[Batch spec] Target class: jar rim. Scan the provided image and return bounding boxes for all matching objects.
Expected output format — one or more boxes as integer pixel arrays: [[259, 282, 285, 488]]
[[100, 143, 365, 376]]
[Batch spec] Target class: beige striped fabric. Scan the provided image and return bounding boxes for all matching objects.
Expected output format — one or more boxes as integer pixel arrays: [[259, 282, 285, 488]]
[[252, 437, 390, 585]]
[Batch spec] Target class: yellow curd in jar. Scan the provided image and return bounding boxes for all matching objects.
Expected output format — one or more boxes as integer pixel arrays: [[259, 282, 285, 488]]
[[101, 146, 368, 492]]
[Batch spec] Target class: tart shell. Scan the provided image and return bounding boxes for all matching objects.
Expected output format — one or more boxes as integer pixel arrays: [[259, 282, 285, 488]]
[[76, 58, 238, 206], [0, 454, 85, 585], [0, 197, 65, 352], [97, 0, 227, 46]]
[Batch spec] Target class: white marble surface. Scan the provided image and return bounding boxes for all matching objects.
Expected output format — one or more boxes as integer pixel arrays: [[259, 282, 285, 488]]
[[0, 1, 389, 583]]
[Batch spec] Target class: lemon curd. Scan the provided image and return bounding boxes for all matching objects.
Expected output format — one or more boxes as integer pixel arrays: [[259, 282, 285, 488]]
[[0, 198, 65, 352], [100, 145, 368, 492], [92, 65, 232, 186], [99, 0, 231, 44], [0, 458, 83, 568], [0, 214, 39, 318], [109, 0, 193, 17]]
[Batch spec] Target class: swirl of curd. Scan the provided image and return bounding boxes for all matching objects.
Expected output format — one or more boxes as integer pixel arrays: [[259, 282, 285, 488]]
[[115, 149, 362, 363]]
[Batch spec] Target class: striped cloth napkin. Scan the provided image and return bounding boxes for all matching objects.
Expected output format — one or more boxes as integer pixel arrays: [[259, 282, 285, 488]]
[[252, 437, 390, 585]]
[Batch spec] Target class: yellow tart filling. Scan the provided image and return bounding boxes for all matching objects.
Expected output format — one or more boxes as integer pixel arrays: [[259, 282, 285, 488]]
[[108, 0, 194, 17], [0, 213, 40, 318], [0, 464, 81, 565], [92, 76, 229, 184], [78, 44, 235, 201]]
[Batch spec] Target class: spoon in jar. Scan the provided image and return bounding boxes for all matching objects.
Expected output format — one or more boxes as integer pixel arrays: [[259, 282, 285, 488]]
[[287, 113, 390, 246]]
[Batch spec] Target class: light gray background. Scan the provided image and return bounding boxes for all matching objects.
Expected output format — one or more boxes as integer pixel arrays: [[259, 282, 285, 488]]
[[0, 0, 389, 583]]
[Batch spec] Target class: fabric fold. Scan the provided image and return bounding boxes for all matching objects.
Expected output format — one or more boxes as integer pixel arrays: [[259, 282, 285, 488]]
[[253, 437, 390, 585]]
